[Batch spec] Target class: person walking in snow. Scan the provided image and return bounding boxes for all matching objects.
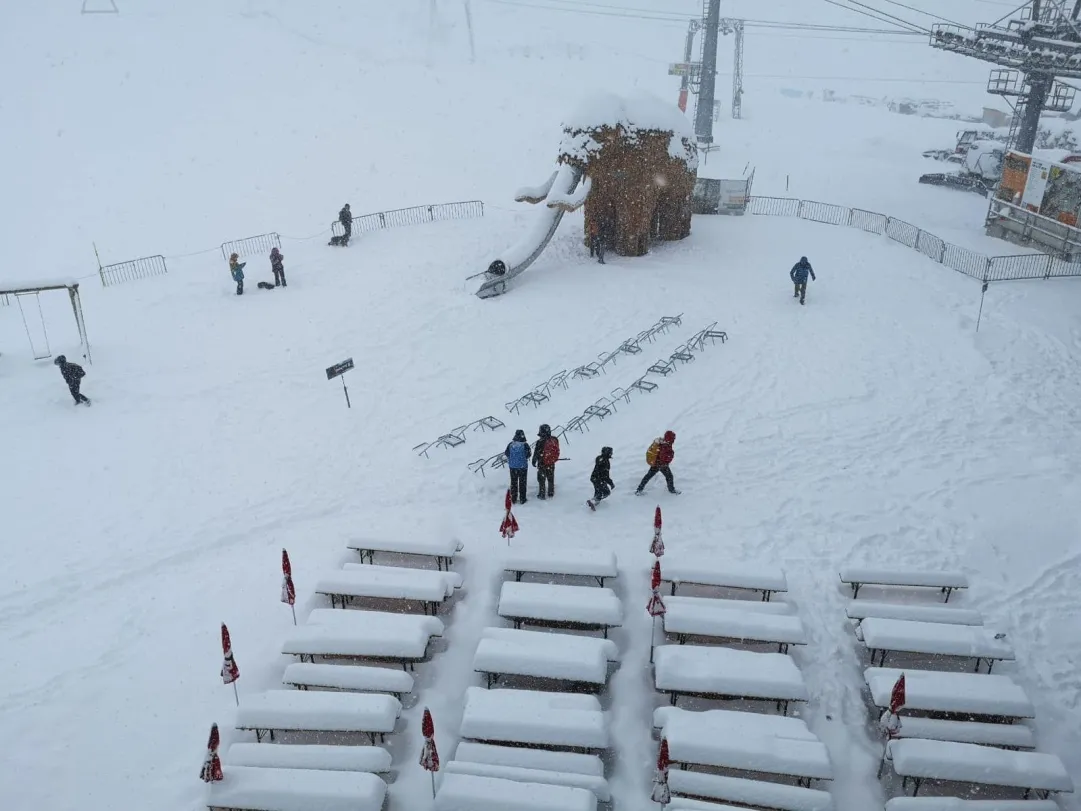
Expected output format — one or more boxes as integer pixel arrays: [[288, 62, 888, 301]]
[[54, 354, 91, 406], [790, 255, 816, 305], [505, 429, 531, 505], [531, 423, 561, 500], [229, 253, 246, 296], [587, 446, 615, 510], [635, 431, 680, 495], [270, 247, 286, 287], [588, 218, 605, 264], [338, 203, 352, 246]]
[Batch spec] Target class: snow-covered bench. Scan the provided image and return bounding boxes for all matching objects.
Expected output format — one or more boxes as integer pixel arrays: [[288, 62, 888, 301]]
[[655, 706, 830, 786], [453, 742, 604, 778], [347, 536, 463, 571], [858, 618, 1015, 672], [474, 627, 616, 688], [840, 567, 968, 602], [316, 564, 462, 614], [882, 713, 1035, 750], [443, 761, 611, 802], [667, 594, 795, 615], [282, 662, 414, 698], [668, 771, 834, 811], [225, 743, 392, 773], [235, 690, 401, 744], [661, 557, 788, 602], [846, 601, 983, 626], [885, 799, 1061, 811], [434, 772, 596, 811], [206, 766, 386, 811], [664, 600, 808, 653], [886, 739, 1074, 799], [497, 582, 622, 638], [503, 548, 618, 587], [865, 667, 1034, 721], [281, 609, 444, 669], [459, 686, 608, 752], [654, 644, 808, 715]]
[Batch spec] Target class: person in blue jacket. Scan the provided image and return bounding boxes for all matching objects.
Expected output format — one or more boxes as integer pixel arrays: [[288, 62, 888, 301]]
[[505, 429, 531, 504], [229, 253, 246, 296], [790, 256, 816, 305]]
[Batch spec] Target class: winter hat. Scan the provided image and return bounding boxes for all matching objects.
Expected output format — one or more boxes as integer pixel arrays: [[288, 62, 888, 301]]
[[270, 247, 280, 256], [800, 256, 808, 263], [230, 253, 239, 261], [538, 424, 551, 437], [513, 429, 526, 441], [663, 430, 676, 443], [54, 355, 66, 365], [601, 446, 613, 458]]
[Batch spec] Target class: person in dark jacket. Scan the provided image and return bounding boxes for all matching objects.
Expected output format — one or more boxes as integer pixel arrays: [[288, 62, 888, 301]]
[[54, 354, 91, 405], [587, 446, 615, 510], [229, 253, 246, 295], [790, 256, 816, 305], [636, 430, 679, 495], [505, 429, 531, 504], [531, 423, 560, 500], [338, 204, 352, 246], [588, 218, 606, 264], [270, 247, 286, 287]]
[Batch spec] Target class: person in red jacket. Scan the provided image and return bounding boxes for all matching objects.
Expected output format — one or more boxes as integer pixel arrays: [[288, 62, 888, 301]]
[[531, 423, 561, 499], [635, 430, 680, 495]]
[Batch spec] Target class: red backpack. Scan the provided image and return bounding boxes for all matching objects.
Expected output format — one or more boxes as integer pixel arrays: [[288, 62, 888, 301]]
[[541, 436, 560, 466]]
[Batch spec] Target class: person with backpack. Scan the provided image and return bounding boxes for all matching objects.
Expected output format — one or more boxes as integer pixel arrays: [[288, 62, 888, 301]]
[[228, 253, 246, 295], [505, 429, 531, 505], [270, 247, 286, 287], [54, 354, 91, 405], [790, 256, 816, 305], [587, 446, 614, 510], [635, 431, 680, 495], [531, 423, 560, 500]]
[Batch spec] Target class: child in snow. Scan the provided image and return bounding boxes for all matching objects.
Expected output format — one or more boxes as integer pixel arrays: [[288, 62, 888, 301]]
[[505, 429, 531, 504], [531, 423, 560, 500], [229, 253, 246, 295], [587, 446, 615, 510], [270, 247, 286, 287], [635, 431, 680, 495], [790, 256, 816, 305], [54, 354, 91, 405]]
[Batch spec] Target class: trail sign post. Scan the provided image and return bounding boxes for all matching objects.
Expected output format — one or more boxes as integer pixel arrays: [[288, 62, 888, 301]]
[[325, 357, 355, 408]]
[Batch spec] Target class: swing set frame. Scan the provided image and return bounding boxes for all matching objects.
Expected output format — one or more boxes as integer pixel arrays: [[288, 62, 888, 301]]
[[1, 281, 92, 364]]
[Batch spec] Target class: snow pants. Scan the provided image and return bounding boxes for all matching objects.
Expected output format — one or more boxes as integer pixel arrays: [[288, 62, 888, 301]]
[[536, 464, 555, 499], [236, 279, 244, 295], [592, 479, 612, 502], [509, 467, 528, 504], [793, 281, 806, 303], [637, 464, 675, 493], [69, 381, 90, 405], [273, 268, 286, 287]]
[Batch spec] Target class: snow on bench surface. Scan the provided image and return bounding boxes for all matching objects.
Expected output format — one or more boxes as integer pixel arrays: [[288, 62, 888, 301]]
[[282, 611, 444, 660], [205, 765, 386, 811], [435, 772, 597, 811], [453, 742, 604, 777], [460, 686, 608, 750], [235, 690, 401, 735], [346, 535, 463, 558], [666, 594, 795, 616], [498, 582, 622, 628], [474, 635, 608, 685], [316, 565, 460, 608], [664, 601, 808, 647], [866, 668, 1034, 719], [886, 799, 1062, 811], [224, 742, 392, 773], [846, 601, 983, 626], [859, 618, 1014, 661], [663, 717, 831, 781], [654, 644, 808, 702], [480, 626, 619, 661], [281, 662, 415, 695], [340, 562, 462, 592], [668, 771, 834, 811], [662, 557, 788, 595], [840, 567, 969, 590], [654, 706, 817, 741], [886, 713, 1035, 749], [887, 739, 1074, 793], [444, 760, 611, 801], [503, 547, 618, 582]]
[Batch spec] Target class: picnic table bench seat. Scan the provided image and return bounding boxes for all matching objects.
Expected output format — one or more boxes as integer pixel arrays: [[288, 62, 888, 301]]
[[840, 567, 968, 602], [661, 557, 788, 601], [480, 627, 619, 661], [281, 609, 444, 667], [235, 690, 401, 744], [885, 799, 1062, 811], [347, 536, 463, 571], [453, 742, 604, 777], [503, 548, 618, 586], [654, 644, 808, 714], [664, 599, 808, 652], [317, 565, 461, 614], [224, 743, 392, 773], [474, 627, 616, 688], [846, 601, 983, 626], [668, 771, 834, 811], [666, 594, 795, 616], [497, 581, 622, 638], [282, 662, 414, 697], [653, 707, 816, 741], [206, 766, 386, 811], [886, 739, 1074, 799], [880, 713, 1035, 750], [866, 667, 1034, 720], [434, 772, 596, 811], [460, 686, 608, 752], [443, 761, 611, 801], [858, 618, 1014, 672]]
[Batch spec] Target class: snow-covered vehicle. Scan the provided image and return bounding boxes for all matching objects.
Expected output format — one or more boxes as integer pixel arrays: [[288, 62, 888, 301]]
[[919, 142, 1004, 196], [922, 127, 1006, 161]]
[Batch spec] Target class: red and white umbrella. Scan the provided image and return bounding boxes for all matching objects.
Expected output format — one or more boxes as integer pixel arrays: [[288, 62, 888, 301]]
[[646, 560, 667, 663], [199, 723, 224, 783], [650, 506, 665, 558], [419, 707, 440, 797], [499, 489, 519, 542], [281, 548, 296, 624], [220, 623, 240, 704], [877, 672, 907, 778], [650, 737, 671, 806]]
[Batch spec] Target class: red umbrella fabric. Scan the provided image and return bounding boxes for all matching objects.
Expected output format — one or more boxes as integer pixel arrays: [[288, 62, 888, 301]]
[[419, 707, 440, 772], [650, 506, 665, 557], [650, 737, 671, 805], [199, 723, 224, 782], [882, 672, 906, 738], [281, 549, 296, 606], [220, 623, 240, 685], [647, 561, 667, 617], [499, 489, 519, 540]]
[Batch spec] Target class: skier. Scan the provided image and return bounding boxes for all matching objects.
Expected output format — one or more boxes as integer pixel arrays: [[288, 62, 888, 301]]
[[790, 256, 816, 305], [336, 203, 352, 246], [505, 429, 531, 505], [635, 431, 680, 495], [270, 247, 286, 287], [587, 446, 615, 511], [531, 423, 561, 500], [54, 354, 91, 406], [229, 253, 246, 296]]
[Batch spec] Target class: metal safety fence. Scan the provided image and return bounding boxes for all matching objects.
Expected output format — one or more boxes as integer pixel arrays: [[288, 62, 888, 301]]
[[221, 232, 282, 262], [332, 200, 484, 238], [747, 196, 1081, 284], [98, 254, 168, 287]]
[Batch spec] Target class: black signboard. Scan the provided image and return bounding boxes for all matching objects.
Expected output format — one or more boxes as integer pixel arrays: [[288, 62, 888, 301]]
[[326, 358, 354, 380]]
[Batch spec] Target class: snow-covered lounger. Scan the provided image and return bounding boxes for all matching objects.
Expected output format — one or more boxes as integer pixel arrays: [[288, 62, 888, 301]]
[[859, 618, 1014, 672], [444, 761, 611, 801], [206, 766, 386, 811], [661, 557, 787, 601], [840, 567, 968, 601], [347, 536, 463, 571], [235, 690, 401, 743], [503, 548, 618, 586], [664, 601, 807, 652], [846, 601, 983, 626], [224, 743, 392, 773], [282, 662, 414, 696], [668, 771, 833, 811], [453, 742, 604, 777], [498, 582, 622, 638], [882, 713, 1035, 750], [866, 667, 1034, 720], [460, 686, 608, 751], [317, 564, 462, 614], [474, 631, 611, 688], [435, 772, 596, 811]]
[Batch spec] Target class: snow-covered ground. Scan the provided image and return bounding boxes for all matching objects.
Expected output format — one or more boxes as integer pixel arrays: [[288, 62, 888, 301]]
[[3, 2, 1080, 811]]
